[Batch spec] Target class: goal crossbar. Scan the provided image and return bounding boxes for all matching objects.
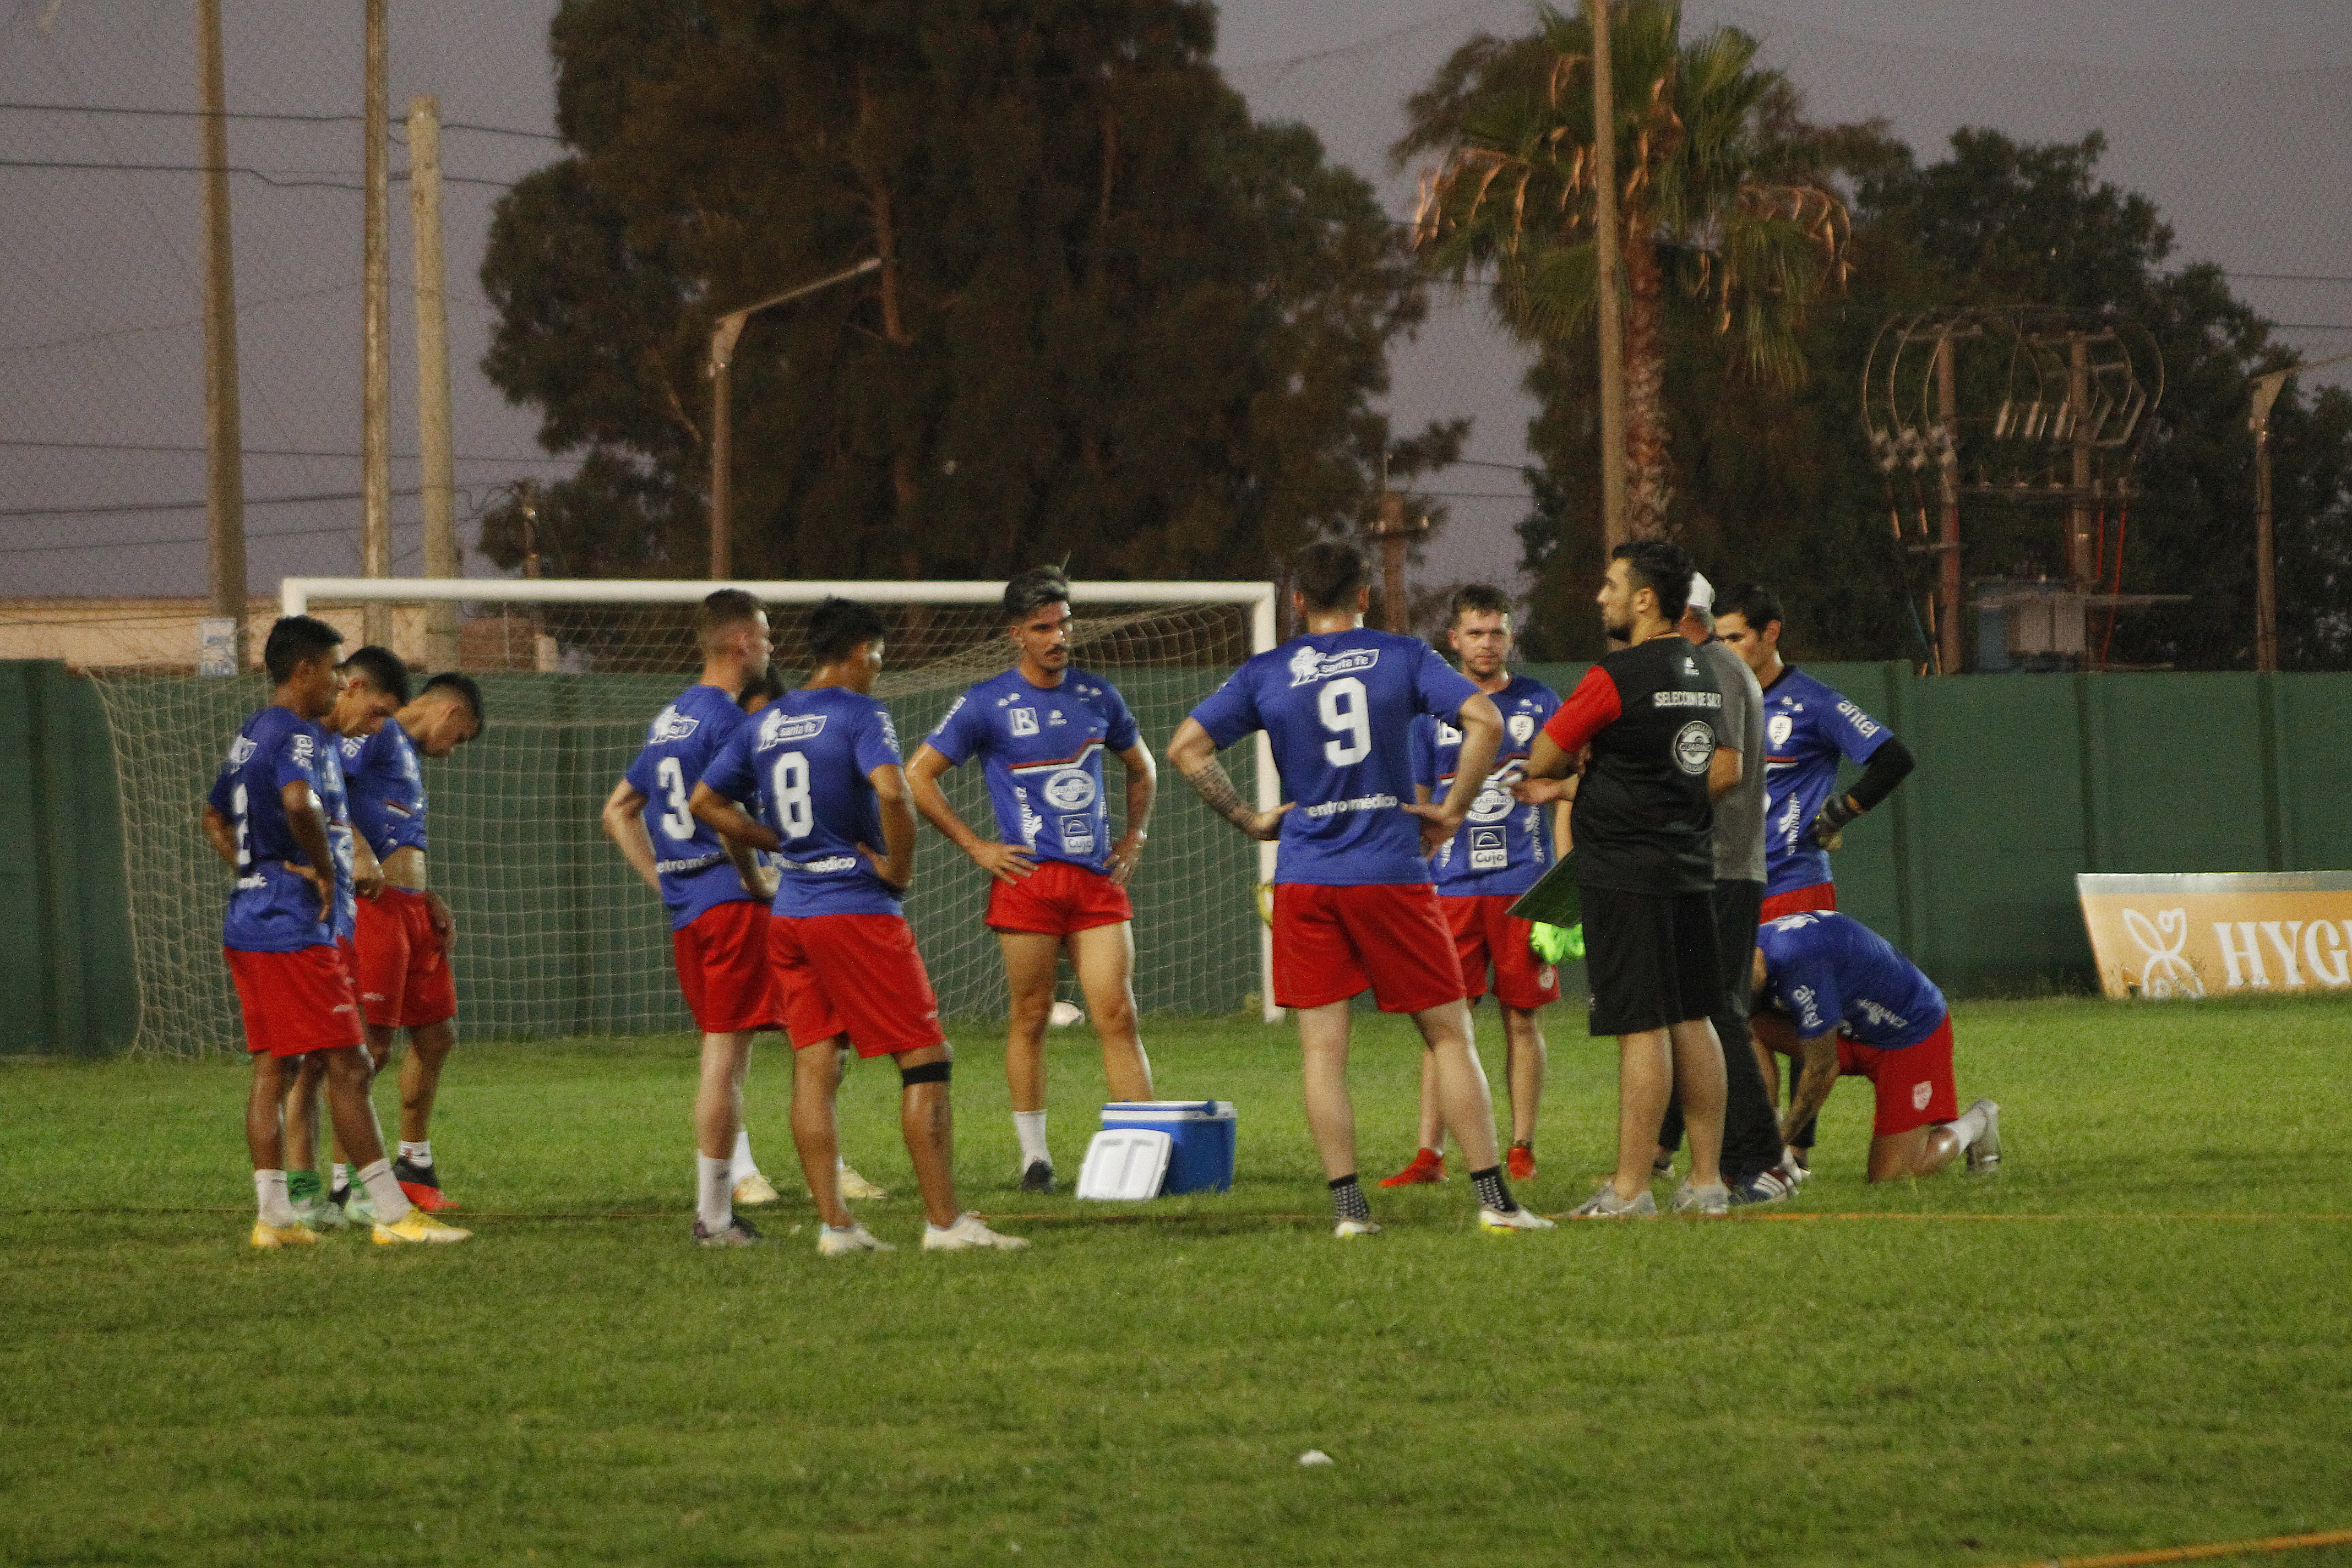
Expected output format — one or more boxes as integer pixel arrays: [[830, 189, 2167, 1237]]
[[285, 576, 1283, 1022]]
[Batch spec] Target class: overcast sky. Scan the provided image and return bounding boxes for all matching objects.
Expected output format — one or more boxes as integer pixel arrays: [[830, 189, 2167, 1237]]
[[3, 0, 2348, 607]]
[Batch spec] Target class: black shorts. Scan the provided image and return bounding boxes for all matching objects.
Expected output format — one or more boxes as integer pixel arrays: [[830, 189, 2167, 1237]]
[[1583, 886, 1721, 1037]]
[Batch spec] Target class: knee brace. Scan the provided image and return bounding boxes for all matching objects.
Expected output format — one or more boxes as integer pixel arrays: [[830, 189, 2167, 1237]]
[[899, 1059, 952, 1088]]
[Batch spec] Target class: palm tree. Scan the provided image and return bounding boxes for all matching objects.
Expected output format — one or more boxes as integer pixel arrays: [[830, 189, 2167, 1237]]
[[1398, 1, 1850, 538]]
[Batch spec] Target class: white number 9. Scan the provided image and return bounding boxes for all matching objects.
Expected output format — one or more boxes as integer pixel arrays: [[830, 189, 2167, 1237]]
[[1319, 676, 1370, 766]]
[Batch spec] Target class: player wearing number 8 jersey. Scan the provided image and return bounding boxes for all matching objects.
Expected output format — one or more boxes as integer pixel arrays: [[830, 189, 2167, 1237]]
[[693, 597, 1024, 1255], [602, 590, 785, 1246], [1170, 542, 1548, 1238]]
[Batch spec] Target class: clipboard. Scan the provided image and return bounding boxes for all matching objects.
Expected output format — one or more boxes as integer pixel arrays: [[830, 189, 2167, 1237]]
[[1505, 851, 1579, 929]]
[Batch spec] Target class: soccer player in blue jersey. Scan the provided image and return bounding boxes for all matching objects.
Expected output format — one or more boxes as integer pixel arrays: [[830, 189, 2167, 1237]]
[[1714, 582, 1917, 1167], [202, 616, 467, 1246], [693, 597, 1026, 1255], [1169, 542, 1549, 1237], [1381, 585, 1566, 1189], [601, 590, 786, 1245], [907, 567, 1156, 1194], [1749, 911, 2000, 1182]]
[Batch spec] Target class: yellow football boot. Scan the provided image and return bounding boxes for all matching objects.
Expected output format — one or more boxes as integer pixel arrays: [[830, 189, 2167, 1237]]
[[249, 1220, 321, 1249], [373, 1210, 472, 1245]]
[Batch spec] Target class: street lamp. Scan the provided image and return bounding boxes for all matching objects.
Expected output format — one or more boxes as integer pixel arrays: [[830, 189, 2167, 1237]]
[[707, 257, 883, 580], [2249, 346, 2352, 672]]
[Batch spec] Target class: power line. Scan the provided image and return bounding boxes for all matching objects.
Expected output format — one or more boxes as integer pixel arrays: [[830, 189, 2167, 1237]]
[[0, 100, 559, 140], [0, 280, 359, 356], [0, 157, 514, 190], [0, 487, 407, 520], [0, 437, 566, 463]]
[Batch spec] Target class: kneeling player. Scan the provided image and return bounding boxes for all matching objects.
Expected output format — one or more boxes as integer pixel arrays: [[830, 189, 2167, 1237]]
[[204, 616, 467, 1247], [693, 597, 1025, 1256], [1749, 911, 2001, 1182]]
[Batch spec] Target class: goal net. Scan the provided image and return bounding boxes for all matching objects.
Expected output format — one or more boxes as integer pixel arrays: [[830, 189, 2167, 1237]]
[[80, 579, 1277, 1057]]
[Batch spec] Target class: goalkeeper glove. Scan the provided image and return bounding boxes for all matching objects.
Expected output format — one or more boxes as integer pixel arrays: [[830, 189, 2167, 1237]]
[[1807, 793, 1860, 850], [1530, 921, 1584, 964]]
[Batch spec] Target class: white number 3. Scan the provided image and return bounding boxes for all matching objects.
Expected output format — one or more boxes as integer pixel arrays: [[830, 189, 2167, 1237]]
[[1319, 676, 1370, 766]]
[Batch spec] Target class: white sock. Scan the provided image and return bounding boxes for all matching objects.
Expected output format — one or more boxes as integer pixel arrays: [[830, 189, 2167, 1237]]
[[1013, 1110, 1049, 1167], [357, 1158, 412, 1224], [330, 1162, 350, 1193], [398, 1140, 433, 1168], [729, 1129, 758, 1182], [254, 1170, 295, 1227], [1947, 1103, 1988, 1151], [696, 1154, 734, 1231]]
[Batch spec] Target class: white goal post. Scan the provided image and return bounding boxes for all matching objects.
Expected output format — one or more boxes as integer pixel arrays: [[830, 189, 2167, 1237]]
[[281, 576, 1284, 1027]]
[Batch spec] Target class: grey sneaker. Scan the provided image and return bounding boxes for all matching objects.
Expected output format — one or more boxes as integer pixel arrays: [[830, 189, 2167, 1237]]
[[816, 1222, 894, 1256], [1570, 1182, 1658, 1218], [1963, 1099, 2002, 1173], [923, 1212, 1030, 1251], [1670, 1180, 1731, 1216], [692, 1216, 764, 1248]]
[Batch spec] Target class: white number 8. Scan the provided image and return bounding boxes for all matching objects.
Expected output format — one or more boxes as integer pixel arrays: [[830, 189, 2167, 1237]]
[[770, 752, 812, 840], [1319, 676, 1370, 766]]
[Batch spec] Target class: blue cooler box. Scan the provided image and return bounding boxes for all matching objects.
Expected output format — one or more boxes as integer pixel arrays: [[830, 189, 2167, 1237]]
[[1099, 1101, 1235, 1195]]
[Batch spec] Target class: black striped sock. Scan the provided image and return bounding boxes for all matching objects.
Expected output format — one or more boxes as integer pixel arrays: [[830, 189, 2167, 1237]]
[[1329, 1174, 1370, 1223]]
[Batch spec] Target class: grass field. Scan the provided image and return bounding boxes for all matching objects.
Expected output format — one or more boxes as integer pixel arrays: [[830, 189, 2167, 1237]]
[[6, 993, 2351, 1567]]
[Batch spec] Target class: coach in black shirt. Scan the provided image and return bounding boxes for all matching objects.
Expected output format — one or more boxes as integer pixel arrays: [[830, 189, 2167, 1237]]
[[1516, 539, 1735, 1217]]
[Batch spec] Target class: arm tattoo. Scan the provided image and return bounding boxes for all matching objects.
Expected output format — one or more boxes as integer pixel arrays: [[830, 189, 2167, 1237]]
[[1179, 756, 1257, 834]]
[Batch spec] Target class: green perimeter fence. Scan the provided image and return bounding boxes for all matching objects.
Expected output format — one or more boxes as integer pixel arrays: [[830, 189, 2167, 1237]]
[[6, 657, 2348, 1055]]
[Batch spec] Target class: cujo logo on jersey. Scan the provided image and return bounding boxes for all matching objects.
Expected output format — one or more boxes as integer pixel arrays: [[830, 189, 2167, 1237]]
[[650, 705, 699, 742], [1287, 646, 1380, 687], [1672, 720, 1714, 775]]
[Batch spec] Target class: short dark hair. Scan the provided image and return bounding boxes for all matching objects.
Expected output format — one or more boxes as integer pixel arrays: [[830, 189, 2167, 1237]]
[[1448, 584, 1513, 627], [737, 663, 787, 711], [1714, 581, 1784, 634], [1293, 541, 1367, 612], [1611, 538, 1695, 622], [264, 615, 343, 685], [339, 645, 412, 707], [807, 596, 886, 667], [1003, 567, 1071, 623], [422, 671, 484, 729], [695, 589, 765, 655]]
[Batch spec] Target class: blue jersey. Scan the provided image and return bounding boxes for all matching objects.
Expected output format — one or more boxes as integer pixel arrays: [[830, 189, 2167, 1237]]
[[1188, 628, 1480, 887], [923, 667, 1139, 874], [703, 684, 907, 918], [339, 718, 428, 861], [316, 731, 356, 943], [624, 684, 760, 931], [1756, 911, 1945, 1049], [1411, 674, 1562, 897], [1760, 667, 1892, 899], [206, 705, 336, 953]]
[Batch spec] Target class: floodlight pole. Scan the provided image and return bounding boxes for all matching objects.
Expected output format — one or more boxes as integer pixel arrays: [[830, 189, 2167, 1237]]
[[2248, 347, 2352, 674], [196, 0, 247, 667], [1588, 0, 1628, 555], [707, 257, 882, 580]]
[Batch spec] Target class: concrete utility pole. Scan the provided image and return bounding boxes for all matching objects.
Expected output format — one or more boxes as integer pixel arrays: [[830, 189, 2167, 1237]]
[[706, 257, 881, 580], [196, 0, 247, 667], [2247, 349, 2352, 674], [408, 95, 460, 672], [360, 0, 392, 646], [1588, 0, 1628, 556], [1935, 331, 1962, 676], [1368, 487, 1428, 634]]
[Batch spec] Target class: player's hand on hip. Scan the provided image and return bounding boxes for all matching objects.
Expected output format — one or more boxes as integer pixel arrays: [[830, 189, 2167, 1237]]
[[425, 890, 458, 951], [970, 842, 1038, 883], [859, 844, 910, 894], [1107, 830, 1147, 886], [747, 867, 780, 903], [1512, 775, 1570, 807], [288, 863, 331, 924], [1402, 802, 1462, 857], [353, 870, 386, 901], [1242, 803, 1293, 842]]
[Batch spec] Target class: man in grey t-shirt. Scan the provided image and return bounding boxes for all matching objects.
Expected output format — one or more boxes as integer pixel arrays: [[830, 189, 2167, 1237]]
[[1657, 574, 1802, 1201]]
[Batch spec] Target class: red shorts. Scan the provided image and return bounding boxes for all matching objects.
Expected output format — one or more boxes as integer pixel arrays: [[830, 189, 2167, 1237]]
[[671, 900, 778, 1035], [1837, 1016, 1959, 1136], [1272, 882, 1467, 1014], [985, 858, 1134, 937], [225, 944, 366, 1058], [1760, 881, 1838, 922], [769, 913, 946, 1057], [353, 886, 459, 1030], [1443, 894, 1561, 1010]]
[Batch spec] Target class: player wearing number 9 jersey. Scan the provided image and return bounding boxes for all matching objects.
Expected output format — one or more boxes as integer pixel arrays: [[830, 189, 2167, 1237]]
[[601, 590, 782, 1246], [1169, 542, 1548, 1238]]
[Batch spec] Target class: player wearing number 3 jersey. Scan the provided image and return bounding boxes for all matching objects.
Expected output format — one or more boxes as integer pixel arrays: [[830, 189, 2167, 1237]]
[[1170, 542, 1548, 1239]]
